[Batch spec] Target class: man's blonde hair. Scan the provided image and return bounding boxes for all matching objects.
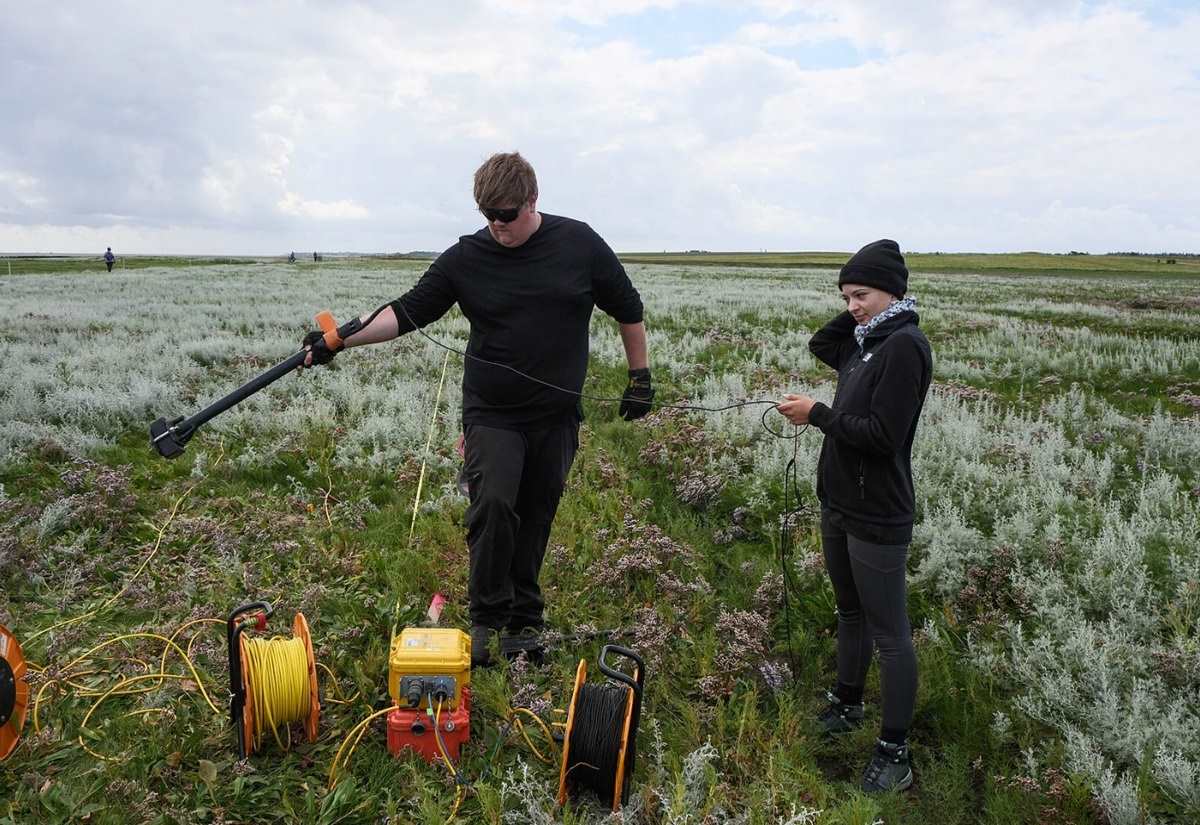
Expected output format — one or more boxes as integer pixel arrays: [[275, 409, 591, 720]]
[[473, 152, 538, 208]]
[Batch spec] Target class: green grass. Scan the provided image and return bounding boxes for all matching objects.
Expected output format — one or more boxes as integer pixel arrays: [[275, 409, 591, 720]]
[[619, 250, 1200, 278], [0, 253, 437, 277], [1, 388, 1076, 825], [0, 256, 267, 275], [1, 257, 1198, 823], [6, 250, 1199, 279]]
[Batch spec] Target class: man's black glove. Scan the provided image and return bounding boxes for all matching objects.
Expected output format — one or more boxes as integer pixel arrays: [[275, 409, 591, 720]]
[[619, 368, 655, 421], [302, 330, 338, 366]]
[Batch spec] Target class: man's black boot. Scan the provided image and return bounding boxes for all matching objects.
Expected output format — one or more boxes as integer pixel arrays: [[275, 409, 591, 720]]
[[470, 625, 497, 668], [501, 627, 545, 665], [861, 739, 913, 793]]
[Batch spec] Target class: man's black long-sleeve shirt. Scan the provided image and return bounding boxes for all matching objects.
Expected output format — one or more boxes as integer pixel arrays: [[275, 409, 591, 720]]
[[390, 214, 644, 430]]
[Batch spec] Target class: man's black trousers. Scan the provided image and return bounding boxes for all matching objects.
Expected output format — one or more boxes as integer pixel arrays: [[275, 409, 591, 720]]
[[463, 421, 579, 631]]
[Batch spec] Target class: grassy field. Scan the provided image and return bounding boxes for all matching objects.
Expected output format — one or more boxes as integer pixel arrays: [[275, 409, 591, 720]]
[[618, 251, 1200, 278], [0, 256, 268, 275], [7, 250, 1198, 278], [0, 254, 435, 276], [1, 258, 1198, 824]]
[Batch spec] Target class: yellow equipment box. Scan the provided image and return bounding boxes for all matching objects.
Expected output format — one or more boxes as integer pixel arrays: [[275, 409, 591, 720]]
[[388, 628, 471, 711]]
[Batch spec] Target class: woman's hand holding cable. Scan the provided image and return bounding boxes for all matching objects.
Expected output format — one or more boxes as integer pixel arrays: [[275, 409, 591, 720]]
[[777, 393, 816, 426]]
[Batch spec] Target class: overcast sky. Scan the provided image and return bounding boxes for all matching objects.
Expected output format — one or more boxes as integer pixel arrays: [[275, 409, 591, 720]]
[[2, 1, 1197, 255]]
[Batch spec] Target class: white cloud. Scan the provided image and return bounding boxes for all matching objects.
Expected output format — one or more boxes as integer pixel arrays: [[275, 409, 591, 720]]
[[0, 171, 48, 213], [277, 192, 369, 220], [1, 1, 1197, 253], [486, 0, 685, 25]]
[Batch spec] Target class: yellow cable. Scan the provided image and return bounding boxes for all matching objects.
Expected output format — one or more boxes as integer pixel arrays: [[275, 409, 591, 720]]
[[34, 621, 224, 734], [123, 708, 169, 719], [323, 469, 335, 528], [436, 700, 466, 825], [391, 351, 452, 641], [32, 680, 60, 734], [27, 484, 198, 642], [515, 707, 559, 764], [434, 700, 455, 774], [57, 632, 220, 714], [328, 705, 397, 789], [242, 635, 311, 752], [28, 442, 224, 644], [159, 617, 225, 677], [446, 785, 464, 824], [77, 673, 191, 761], [408, 351, 452, 547], [32, 616, 338, 765], [317, 661, 359, 705]]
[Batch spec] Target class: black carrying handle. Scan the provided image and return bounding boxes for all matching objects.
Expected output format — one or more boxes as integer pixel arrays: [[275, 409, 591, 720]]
[[226, 601, 273, 759], [598, 645, 644, 697], [598, 644, 645, 802]]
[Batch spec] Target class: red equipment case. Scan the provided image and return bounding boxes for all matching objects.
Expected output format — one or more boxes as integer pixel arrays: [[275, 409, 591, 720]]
[[387, 687, 471, 763]]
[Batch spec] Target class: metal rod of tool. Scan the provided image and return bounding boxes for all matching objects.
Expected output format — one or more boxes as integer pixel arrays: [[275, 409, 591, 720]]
[[150, 349, 308, 457], [150, 310, 347, 459]]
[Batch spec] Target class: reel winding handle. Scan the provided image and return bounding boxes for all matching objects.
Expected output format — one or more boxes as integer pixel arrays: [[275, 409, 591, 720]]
[[227, 601, 273, 759]]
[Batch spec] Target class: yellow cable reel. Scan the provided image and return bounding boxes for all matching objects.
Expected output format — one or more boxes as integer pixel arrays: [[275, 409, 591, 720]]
[[228, 603, 320, 757]]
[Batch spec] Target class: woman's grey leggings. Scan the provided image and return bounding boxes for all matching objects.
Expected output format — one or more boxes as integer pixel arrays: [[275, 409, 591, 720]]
[[821, 510, 917, 737]]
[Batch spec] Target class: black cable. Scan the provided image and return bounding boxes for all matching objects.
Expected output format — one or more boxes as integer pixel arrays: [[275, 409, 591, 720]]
[[777, 430, 806, 677], [430, 694, 469, 787], [564, 682, 633, 807], [388, 298, 814, 681], [389, 297, 795, 426]]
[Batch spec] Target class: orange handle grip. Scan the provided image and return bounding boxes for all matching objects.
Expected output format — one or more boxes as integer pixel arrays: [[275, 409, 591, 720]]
[[314, 310, 342, 350]]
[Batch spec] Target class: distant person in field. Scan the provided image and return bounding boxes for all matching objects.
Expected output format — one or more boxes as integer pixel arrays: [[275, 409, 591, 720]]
[[776, 239, 933, 793], [288, 251, 296, 263], [104, 247, 115, 272], [298, 151, 654, 667]]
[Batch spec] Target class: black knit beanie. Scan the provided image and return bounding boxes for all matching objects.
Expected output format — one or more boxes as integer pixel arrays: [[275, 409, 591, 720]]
[[838, 239, 908, 297]]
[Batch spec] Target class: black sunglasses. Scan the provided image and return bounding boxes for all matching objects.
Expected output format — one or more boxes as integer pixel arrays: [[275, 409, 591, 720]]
[[480, 205, 521, 223]]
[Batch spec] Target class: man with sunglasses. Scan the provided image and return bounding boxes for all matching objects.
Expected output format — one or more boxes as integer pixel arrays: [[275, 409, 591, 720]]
[[300, 152, 653, 667]]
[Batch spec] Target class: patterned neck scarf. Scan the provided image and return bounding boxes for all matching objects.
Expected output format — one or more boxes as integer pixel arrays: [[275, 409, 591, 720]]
[[854, 296, 917, 351]]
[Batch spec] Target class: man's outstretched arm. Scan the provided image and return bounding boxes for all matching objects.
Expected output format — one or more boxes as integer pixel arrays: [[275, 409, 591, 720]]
[[301, 258, 457, 367], [342, 305, 401, 348]]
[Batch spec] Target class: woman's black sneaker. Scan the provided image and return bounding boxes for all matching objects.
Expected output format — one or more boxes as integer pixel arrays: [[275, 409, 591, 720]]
[[861, 739, 913, 793], [816, 689, 864, 735]]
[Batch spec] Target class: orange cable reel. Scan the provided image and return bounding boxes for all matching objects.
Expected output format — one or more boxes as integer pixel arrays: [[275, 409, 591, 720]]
[[0, 625, 29, 761], [227, 602, 321, 758], [557, 645, 645, 813]]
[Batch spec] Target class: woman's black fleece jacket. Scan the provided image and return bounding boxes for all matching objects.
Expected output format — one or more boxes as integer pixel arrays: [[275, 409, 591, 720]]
[[807, 309, 933, 545]]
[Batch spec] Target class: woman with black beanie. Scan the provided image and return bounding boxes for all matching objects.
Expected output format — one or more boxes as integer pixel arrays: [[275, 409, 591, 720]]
[[776, 239, 933, 793]]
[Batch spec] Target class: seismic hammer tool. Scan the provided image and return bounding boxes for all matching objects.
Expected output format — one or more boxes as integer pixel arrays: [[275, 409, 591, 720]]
[[150, 310, 347, 458]]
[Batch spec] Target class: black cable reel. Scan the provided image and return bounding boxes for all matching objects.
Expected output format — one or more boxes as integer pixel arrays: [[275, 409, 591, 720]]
[[556, 645, 645, 812]]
